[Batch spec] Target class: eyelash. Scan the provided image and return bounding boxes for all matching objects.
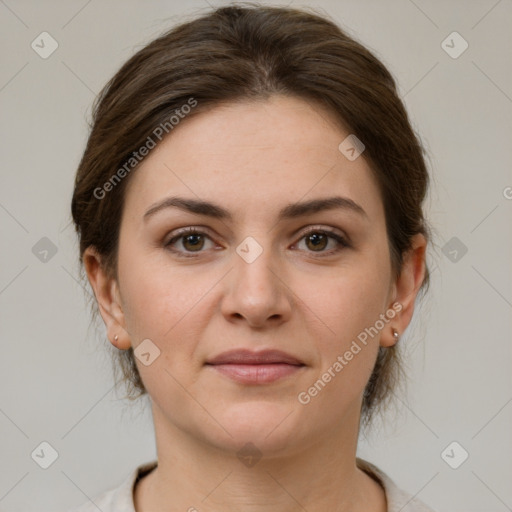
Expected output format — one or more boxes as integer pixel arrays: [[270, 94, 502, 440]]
[[164, 226, 350, 259]]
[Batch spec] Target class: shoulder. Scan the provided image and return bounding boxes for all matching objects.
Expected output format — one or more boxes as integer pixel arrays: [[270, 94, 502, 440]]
[[356, 458, 437, 512], [64, 460, 158, 512]]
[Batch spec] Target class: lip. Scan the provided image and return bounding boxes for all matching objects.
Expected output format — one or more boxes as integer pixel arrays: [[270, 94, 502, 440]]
[[206, 349, 304, 366], [205, 349, 306, 384]]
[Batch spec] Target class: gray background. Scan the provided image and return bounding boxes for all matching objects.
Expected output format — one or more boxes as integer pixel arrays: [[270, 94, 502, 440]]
[[1, 0, 511, 511]]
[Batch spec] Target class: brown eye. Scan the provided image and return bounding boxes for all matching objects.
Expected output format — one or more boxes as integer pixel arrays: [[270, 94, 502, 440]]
[[182, 233, 205, 251], [295, 229, 349, 256], [165, 228, 215, 257], [305, 232, 328, 251]]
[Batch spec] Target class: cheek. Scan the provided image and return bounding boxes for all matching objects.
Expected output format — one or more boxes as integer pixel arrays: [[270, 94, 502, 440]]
[[117, 243, 219, 358], [303, 258, 390, 343], [117, 239, 177, 341], [296, 276, 385, 416], [296, 252, 390, 390]]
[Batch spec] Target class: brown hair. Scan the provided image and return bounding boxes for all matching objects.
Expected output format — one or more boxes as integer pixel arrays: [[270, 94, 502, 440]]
[[71, 2, 430, 430]]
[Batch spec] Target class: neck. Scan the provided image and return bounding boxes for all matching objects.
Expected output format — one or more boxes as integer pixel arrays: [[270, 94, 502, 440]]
[[135, 402, 386, 512]]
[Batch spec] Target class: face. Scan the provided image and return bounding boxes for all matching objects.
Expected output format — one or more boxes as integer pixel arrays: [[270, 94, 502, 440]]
[[93, 95, 409, 456]]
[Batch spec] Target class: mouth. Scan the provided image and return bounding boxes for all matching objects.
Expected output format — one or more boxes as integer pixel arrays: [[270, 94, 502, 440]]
[[205, 349, 306, 384]]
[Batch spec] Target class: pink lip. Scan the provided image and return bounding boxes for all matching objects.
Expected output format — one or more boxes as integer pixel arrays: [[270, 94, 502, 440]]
[[206, 349, 304, 365], [205, 349, 306, 384]]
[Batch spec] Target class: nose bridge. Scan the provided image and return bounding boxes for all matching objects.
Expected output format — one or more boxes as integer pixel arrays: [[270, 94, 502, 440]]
[[222, 233, 291, 325], [234, 233, 279, 297]]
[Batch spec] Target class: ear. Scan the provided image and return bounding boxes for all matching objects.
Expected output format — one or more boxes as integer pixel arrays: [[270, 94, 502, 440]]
[[83, 246, 132, 350], [381, 233, 427, 348]]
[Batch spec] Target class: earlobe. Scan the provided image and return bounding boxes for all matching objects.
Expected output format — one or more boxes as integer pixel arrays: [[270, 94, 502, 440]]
[[83, 246, 132, 350], [381, 234, 427, 348], [380, 316, 401, 348]]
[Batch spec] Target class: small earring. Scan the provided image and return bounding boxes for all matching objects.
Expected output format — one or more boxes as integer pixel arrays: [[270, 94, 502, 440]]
[[114, 335, 118, 341], [392, 329, 399, 341]]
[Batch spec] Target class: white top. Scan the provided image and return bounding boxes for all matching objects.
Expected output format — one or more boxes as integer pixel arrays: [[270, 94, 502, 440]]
[[67, 458, 437, 512]]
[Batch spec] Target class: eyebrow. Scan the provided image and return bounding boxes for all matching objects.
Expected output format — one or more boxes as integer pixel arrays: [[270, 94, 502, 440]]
[[143, 195, 368, 222]]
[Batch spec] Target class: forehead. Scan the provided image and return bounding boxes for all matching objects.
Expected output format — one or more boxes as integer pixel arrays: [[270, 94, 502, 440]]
[[122, 95, 384, 224]]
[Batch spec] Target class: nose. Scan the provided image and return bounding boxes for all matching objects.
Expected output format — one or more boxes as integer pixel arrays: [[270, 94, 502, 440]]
[[220, 239, 293, 329]]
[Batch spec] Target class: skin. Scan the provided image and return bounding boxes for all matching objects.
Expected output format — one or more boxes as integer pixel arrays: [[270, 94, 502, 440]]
[[84, 94, 426, 512]]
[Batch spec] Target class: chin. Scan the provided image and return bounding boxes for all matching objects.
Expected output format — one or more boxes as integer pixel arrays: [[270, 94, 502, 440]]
[[208, 401, 303, 453]]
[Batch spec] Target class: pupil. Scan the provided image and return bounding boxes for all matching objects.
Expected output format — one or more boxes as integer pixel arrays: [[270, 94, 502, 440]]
[[185, 234, 203, 250], [308, 233, 326, 250]]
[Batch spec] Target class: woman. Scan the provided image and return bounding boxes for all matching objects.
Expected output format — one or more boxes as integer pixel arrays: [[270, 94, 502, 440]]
[[69, 4, 435, 511]]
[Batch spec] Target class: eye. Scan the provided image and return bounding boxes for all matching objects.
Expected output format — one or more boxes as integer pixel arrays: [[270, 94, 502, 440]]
[[165, 227, 216, 257], [294, 228, 349, 256], [164, 226, 350, 258]]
